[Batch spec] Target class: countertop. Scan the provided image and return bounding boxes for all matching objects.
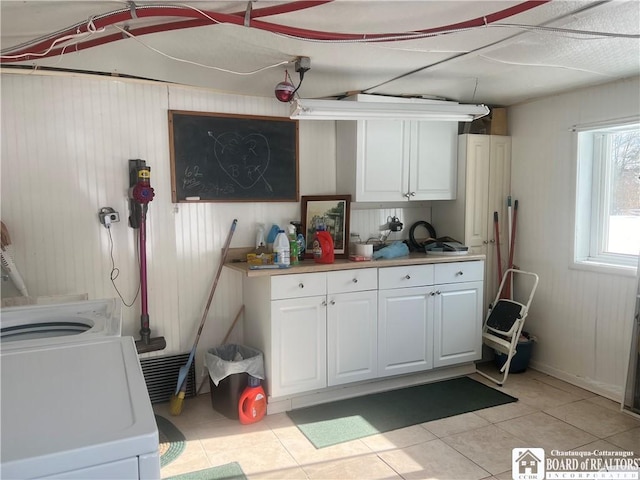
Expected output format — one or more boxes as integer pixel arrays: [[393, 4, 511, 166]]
[[225, 252, 485, 277]]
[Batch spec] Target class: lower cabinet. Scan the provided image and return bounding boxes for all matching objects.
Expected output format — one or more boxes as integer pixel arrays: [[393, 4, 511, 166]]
[[243, 261, 483, 401], [378, 286, 433, 377], [327, 290, 378, 386], [433, 281, 483, 368], [271, 296, 327, 398]]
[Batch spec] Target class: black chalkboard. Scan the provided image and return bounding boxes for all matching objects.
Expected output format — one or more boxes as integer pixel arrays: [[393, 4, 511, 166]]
[[169, 110, 299, 202]]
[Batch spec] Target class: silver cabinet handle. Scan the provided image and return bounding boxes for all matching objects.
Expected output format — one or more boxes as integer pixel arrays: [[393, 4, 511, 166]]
[[321, 300, 327, 306], [404, 192, 411, 198], [430, 291, 436, 296], [456, 271, 464, 276], [482, 240, 488, 245], [298, 283, 304, 288], [436, 290, 441, 295], [489, 239, 495, 244], [410, 192, 416, 197], [352, 278, 358, 283], [330, 300, 336, 305], [405, 274, 411, 280]]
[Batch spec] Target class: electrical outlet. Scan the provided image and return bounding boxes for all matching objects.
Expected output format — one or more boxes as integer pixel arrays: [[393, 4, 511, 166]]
[[99, 207, 120, 228]]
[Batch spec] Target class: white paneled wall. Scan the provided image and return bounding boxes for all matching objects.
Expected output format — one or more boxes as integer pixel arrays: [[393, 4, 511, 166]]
[[510, 76, 640, 399], [0, 71, 431, 387]]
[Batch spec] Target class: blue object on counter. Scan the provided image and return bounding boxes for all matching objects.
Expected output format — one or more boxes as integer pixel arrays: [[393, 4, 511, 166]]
[[249, 264, 291, 270], [266, 224, 280, 245], [373, 241, 409, 259]]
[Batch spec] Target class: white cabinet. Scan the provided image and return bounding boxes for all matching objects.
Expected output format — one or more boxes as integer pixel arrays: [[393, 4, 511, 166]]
[[268, 272, 328, 398], [242, 260, 482, 402], [327, 269, 378, 386], [378, 286, 433, 376], [327, 290, 378, 386], [433, 281, 483, 368], [378, 261, 484, 376], [377, 264, 435, 377], [432, 134, 511, 310], [336, 119, 457, 202], [243, 268, 377, 398], [271, 296, 327, 397], [432, 262, 484, 368]]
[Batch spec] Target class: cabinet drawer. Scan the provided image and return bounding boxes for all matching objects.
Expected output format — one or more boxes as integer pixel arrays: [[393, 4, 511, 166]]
[[271, 273, 327, 300], [327, 268, 377, 294], [434, 261, 484, 284], [378, 265, 434, 290]]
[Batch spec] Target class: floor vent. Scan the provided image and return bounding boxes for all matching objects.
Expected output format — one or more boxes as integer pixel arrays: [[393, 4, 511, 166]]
[[140, 353, 196, 404]]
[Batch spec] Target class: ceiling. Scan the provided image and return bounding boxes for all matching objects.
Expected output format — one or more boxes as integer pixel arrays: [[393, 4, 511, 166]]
[[1, 1, 639, 107]]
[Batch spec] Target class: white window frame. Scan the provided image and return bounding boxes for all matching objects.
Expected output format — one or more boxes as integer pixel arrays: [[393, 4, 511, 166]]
[[572, 117, 639, 277]]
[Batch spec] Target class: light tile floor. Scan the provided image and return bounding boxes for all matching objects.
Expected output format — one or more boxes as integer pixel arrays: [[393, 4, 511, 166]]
[[153, 366, 640, 480]]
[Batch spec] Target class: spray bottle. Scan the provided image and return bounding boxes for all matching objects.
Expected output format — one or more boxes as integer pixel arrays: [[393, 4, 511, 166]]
[[287, 224, 299, 265]]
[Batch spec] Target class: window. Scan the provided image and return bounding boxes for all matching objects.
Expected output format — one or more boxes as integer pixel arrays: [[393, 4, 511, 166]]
[[574, 120, 640, 272]]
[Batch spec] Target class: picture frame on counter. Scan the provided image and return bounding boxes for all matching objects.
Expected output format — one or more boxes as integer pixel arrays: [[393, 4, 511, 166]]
[[301, 195, 351, 259]]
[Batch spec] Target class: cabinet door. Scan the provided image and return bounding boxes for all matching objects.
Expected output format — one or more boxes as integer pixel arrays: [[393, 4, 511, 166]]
[[327, 290, 378, 386], [410, 121, 457, 200], [271, 296, 327, 397], [463, 135, 491, 249], [433, 281, 483, 368], [485, 136, 512, 309], [356, 120, 410, 202], [378, 286, 433, 377]]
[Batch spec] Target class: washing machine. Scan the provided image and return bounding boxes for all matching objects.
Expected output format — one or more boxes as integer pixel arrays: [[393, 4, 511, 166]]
[[0, 336, 161, 479], [0, 298, 121, 351]]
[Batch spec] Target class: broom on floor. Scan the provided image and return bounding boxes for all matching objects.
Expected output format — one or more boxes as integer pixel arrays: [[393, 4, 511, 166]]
[[169, 219, 237, 416]]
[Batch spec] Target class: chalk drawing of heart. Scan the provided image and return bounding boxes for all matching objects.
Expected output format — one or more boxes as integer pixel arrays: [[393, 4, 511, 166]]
[[208, 131, 273, 192]]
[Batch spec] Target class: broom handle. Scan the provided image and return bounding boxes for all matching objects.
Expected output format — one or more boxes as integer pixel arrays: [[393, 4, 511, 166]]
[[494, 212, 503, 284], [191, 219, 237, 351]]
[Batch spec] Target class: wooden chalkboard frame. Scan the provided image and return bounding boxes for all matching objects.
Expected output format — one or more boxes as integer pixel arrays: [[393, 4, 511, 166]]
[[168, 110, 299, 203]]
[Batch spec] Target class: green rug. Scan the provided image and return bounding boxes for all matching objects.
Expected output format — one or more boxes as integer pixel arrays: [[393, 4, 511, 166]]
[[156, 415, 186, 467], [166, 462, 247, 480], [286, 376, 517, 448]]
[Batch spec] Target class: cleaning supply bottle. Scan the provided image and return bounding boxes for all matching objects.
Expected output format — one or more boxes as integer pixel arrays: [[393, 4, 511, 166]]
[[312, 225, 334, 264], [273, 229, 290, 266], [254, 223, 267, 255], [238, 376, 267, 425], [287, 224, 299, 265]]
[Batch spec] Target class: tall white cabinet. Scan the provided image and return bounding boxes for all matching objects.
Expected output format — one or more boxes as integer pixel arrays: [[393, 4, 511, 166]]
[[432, 134, 511, 310]]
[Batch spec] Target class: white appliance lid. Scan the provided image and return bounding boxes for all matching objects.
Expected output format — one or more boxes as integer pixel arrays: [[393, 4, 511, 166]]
[[1, 336, 158, 479]]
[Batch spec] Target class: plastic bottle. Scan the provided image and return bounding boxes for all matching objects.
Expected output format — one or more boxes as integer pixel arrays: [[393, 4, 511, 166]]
[[312, 225, 334, 264], [273, 229, 290, 266], [287, 224, 299, 265], [238, 376, 267, 425]]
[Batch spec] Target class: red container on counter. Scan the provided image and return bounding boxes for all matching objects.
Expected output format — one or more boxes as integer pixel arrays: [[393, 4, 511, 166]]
[[312, 227, 334, 264]]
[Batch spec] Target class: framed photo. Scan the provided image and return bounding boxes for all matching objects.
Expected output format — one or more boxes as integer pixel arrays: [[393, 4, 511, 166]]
[[301, 195, 351, 259]]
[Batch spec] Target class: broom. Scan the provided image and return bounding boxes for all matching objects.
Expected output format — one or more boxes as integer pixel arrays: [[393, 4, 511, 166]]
[[169, 219, 237, 416]]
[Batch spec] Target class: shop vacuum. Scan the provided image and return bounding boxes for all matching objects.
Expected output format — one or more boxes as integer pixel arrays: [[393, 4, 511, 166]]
[[129, 159, 166, 354]]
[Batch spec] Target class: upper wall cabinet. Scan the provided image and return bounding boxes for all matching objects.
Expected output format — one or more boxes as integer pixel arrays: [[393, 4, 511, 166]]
[[336, 119, 458, 202]]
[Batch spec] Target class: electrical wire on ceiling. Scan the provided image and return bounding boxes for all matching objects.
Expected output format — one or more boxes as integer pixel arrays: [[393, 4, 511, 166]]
[[113, 25, 290, 74], [1, 1, 554, 61], [1, 0, 638, 97]]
